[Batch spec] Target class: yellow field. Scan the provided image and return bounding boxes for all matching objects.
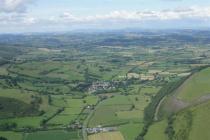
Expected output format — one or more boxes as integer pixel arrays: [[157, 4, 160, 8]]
[[88, 131, 125, 140]]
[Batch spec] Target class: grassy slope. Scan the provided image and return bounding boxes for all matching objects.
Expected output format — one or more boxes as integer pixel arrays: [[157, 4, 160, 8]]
[[161, 100, 210, 140], [182, 101, 210, 140], [177, 67, 210, 102], [146, 67, 210, 140]]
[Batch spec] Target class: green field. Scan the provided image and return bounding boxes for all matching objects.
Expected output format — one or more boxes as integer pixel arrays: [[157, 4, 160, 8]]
[[0, 116, 43, 128], [0, 131, 23, 140], [25, 130, 81, 140], [119, 122, 144, 140], [144, 120, 168, 140]]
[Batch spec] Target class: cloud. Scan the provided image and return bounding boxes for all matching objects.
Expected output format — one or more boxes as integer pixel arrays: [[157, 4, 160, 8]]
[[0, 13, 36, 26], [0, 0, 33, 13], [58, 6, 210, 23], [0, 6, 210, 32]]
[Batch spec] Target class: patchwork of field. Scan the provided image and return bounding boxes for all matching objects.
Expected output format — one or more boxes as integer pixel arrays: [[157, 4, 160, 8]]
[[48, 95, 99, 126], [88, 131, 124, 140], [1, 32, 210, 140], [87, 91, 153, 140], [9, 60, 131, 84], [88, 94, 150, 127]]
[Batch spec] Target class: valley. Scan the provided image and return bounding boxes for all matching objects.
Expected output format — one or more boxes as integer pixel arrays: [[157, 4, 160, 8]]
[[0, 31, 210, 140]]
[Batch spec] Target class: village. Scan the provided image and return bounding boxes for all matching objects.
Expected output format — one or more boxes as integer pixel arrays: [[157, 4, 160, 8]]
[[88, 70, 191, 94]]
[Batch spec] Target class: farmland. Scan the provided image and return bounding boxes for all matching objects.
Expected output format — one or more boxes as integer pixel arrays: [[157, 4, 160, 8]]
[[0, 31, 210, 140]]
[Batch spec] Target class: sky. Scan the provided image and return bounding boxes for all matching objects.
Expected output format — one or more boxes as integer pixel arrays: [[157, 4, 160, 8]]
[[0, 0, 210, 33]]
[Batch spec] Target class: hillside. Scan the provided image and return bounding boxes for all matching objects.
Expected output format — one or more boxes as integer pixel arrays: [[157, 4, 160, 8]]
[[145, 67, 210, 140]]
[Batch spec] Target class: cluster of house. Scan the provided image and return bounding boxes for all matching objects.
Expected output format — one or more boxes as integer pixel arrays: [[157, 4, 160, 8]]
[[86, 126, 117, 134], [88, 81, 115, 93]]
